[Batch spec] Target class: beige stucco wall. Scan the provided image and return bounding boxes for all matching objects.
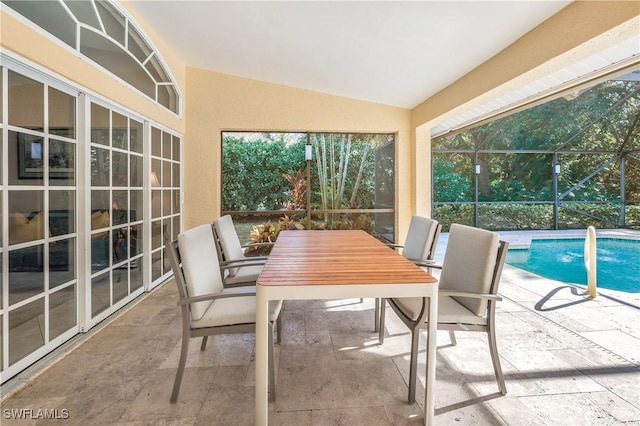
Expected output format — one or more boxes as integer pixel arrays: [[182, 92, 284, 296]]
[[411, 0, 640, 216], [183, 68, 412, 236]]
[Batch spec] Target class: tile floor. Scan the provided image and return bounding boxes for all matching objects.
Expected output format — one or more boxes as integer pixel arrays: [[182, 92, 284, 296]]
[[1, 230, 639, 425]]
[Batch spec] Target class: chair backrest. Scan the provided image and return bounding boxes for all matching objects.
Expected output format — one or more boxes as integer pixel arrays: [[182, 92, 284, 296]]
[[212, 215, 246, 277], [439, 223, 506, 316], [402, 216, 441, 262], [167, 224, 224, 321]]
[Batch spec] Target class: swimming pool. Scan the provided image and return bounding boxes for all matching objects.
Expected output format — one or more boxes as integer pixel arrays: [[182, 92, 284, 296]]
[[506, 237, 640, 293]]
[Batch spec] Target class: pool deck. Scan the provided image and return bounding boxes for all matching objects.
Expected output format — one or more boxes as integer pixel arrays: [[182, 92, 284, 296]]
[[1, 229, 639, 425]]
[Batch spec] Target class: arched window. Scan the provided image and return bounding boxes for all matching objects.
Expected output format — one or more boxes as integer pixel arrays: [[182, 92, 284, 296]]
[[2, 0, 181, 114]]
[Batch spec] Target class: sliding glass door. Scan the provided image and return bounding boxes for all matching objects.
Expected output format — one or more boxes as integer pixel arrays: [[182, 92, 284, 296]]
[[1, 67, 79, 376], [0, 62, 183, 383]]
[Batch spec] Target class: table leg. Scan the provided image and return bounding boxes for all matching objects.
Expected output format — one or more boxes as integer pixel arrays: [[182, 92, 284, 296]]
[[255, 287, 269, 425], [424, 290, 438, 425]]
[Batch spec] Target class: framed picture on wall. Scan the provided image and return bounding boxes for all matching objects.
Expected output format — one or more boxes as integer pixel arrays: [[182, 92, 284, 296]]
[[18, 133, 44, 179], [18, 133, 74, 179]]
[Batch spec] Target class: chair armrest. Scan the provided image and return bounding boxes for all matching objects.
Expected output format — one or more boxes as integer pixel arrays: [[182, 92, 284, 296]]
[[412, 259, 442, 269], [178, 287, 256, 305], [241, 242, 275, 248], [243, 255, 269, 262], [439, 290, 502, 302], [386, 243, 403, 249], [219, 258, 267, 270]]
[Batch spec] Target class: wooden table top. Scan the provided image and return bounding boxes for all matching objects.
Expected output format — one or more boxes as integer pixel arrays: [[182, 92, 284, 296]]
[[257, 230, 437, 286]]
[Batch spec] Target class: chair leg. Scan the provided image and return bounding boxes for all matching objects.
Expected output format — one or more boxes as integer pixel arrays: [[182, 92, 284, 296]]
[[171, 332, 190, 403], [487, 320, 507, 395], [276, 313, 282, 345], [448, 330, 457, 346], [200, 336, 208, 350], [407, 327, 420, 404], [378, 299, 386, 344], [374, 298, 380, 332], [268, 322, 276, 402]]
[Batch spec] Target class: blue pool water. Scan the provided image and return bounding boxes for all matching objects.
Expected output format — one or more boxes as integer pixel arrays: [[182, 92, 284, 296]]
[[506, 238, 640, 293]]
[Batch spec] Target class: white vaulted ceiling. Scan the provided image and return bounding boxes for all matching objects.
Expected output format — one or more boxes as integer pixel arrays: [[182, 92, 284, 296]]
[[124, 1, 572, 109]]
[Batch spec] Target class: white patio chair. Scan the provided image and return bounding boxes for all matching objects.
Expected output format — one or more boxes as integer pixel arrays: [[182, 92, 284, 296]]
[[212, 215, 274, 287], [388, 215, 442, 269], [166, 224, 282, 403], [379, 223, 509, 403], [375, 216, 442, 331]]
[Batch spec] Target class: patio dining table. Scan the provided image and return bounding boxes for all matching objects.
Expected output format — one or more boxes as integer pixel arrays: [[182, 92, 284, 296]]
[[255, 229, 439, 425]]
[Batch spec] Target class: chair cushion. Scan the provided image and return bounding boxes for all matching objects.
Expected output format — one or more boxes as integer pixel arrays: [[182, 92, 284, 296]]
[[391, 295, 485, 326], [438, 295, 486, 326], [402, 216, 437, 262], [91, 210, 110, 231], [439, 224, 499, 316], [391, 297, 425, 321], [178, 224, 224, 321], [223, 264, 263, 285], [192, 292, 282, 329], [213, 215, 246, 277], [10, 211, 46, 244], [90, 211, 110, 239]]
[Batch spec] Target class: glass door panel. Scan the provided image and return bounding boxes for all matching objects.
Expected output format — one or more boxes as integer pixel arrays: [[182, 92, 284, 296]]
[[9, 299, 45, 365], [91, 272, 110, 317], [7, 71, 43, 129], [3, 68, 79, 377], [149, 126, 181, 287], [89, 103, 148, 319], [48, 139, 76, 186], [49, 238, 76, 288], [8, 190, 45, 305], [48, 87, 75, 138], [49, 285, 76, 340]]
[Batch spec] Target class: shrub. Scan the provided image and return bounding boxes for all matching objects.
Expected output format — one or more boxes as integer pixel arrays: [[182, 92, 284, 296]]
[[434, 202, 640, 231]]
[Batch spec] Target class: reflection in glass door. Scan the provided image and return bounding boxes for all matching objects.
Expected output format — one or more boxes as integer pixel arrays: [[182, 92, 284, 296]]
[[1, 68, 78, 377], [89, 103, 145, 320], [150, 126, 181, 287]]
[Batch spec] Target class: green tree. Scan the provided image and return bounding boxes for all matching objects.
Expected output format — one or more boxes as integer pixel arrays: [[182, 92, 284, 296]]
[[432, 78, 640, 229]]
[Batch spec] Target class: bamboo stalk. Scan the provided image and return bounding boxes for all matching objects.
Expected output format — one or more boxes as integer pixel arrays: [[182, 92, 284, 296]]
[[336, 135, 344, 211], [351, 141, 369, 204], [340, 134, 352, 208], [330, 134, 336, 222]]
